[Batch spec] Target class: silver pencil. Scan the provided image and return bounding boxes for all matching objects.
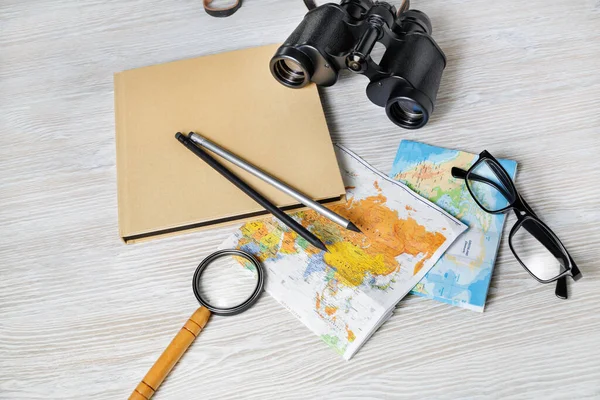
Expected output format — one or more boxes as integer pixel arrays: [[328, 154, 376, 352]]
[[188, 132, 361, 233]]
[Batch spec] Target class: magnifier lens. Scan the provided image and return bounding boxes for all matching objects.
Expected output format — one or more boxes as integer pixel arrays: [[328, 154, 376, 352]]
[[195, 255, 258, 309]]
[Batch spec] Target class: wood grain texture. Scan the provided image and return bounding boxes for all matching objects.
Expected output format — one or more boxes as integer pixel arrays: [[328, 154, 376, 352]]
[[1, 0, 599, 399]]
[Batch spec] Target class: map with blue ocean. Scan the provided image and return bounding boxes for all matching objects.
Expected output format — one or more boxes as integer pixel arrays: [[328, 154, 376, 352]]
[[390, 141, 517, 311]]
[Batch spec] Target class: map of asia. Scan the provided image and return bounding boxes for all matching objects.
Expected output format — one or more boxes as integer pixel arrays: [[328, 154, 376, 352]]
[[220, 145, 467, 359]]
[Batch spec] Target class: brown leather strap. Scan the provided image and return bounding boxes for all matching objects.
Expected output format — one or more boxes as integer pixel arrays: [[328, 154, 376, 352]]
[[203, 0, 243, 17], [204, 0, 315, 18], [397, 0, 410, 15]]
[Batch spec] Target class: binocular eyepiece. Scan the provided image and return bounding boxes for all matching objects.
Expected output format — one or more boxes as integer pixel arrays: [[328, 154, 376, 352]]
[[270, 0, 446, 129]]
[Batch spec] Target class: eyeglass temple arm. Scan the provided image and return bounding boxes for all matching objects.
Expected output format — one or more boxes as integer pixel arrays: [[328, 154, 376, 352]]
[[553, 255, 582, 298]]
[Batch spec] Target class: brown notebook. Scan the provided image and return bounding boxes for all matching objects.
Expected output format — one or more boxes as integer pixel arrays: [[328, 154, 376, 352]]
[[114, 44, 345, 243]]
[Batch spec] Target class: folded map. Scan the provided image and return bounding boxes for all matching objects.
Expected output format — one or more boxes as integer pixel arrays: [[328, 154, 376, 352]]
[[390, 141, 517, 311], [220, 145, 466, 359]]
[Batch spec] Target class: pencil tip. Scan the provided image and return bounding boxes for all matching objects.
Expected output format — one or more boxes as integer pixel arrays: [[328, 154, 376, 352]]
[[347, 222, 362, 233], [315, 241, 328, 253]]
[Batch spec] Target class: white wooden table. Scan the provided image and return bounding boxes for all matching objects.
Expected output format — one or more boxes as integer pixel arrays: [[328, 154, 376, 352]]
[[2, 1, 599, 398]]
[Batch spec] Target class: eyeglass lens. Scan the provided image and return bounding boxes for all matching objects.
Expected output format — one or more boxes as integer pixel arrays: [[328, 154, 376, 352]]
[[510, 218, 569, 281], [466, 159, 516, 212]]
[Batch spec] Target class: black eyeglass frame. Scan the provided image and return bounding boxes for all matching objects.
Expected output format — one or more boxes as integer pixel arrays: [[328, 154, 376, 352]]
[[452, 150, 582, 300]]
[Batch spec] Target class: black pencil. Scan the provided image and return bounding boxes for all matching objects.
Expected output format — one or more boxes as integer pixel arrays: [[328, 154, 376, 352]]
[[175, 132, 328, 253]]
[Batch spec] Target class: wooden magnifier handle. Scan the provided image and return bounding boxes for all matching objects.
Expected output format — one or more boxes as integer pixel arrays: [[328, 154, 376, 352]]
[[129, 307, 211, 400]]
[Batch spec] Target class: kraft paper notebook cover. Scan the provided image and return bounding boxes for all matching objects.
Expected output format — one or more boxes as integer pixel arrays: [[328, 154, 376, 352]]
[[114, 44, 345, 243]]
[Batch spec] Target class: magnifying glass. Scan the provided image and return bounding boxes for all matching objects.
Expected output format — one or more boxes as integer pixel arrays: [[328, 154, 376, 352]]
[[129, 249, 265, 400]]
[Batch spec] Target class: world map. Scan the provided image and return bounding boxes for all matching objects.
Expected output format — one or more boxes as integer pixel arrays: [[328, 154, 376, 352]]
[[390, 140, 517, 311], [221, 145, 467, 359]]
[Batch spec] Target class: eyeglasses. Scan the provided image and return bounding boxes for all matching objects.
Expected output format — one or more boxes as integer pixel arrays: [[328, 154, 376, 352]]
[[452, 150, 582, 299]]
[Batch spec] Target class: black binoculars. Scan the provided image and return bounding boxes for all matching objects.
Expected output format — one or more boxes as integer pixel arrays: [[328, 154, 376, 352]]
[[270, 0, 446, 129]]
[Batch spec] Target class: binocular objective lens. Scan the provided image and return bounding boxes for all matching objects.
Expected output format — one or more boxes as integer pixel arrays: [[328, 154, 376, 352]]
[[388, 98, 427, 128], [283, 59, 304, 74], [396, 99, 423, 119], [273, 58, 308, 88]]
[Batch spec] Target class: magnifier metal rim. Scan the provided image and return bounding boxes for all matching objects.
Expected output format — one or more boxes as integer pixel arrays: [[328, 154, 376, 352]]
[[192, 249, 265, 316]]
